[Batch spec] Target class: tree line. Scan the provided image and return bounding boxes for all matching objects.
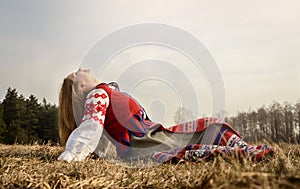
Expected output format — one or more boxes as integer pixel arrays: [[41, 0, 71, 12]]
[[1, 87, 299, 145], [225, 101, 300, 143], [174, 100, 300, 144], [0, 88, 58, 144]]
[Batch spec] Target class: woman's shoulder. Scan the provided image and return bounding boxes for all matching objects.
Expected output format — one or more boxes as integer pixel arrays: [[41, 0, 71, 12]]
[[95, 82, 120, 92]]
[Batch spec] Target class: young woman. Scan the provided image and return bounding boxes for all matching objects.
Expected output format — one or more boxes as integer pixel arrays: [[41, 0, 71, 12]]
[[58, 68, 273, 163]]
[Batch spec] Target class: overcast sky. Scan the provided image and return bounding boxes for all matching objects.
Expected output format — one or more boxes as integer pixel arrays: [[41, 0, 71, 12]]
[[0, 0, 299, 124]]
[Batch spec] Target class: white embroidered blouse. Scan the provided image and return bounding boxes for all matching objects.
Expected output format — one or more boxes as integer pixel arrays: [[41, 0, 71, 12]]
[[58, 88, 109, 162]]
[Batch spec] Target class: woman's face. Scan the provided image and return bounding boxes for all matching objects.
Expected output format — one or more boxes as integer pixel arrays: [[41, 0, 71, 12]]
[[67, 68, 99, 92], [68, 68, 92, 82]]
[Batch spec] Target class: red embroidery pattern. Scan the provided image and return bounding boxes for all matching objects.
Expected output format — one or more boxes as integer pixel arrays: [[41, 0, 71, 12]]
[[81, 90, 109, 127], [85, 92, 107, 101]]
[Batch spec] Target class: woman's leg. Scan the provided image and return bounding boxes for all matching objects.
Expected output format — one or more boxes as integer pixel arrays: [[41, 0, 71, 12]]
[[210, 123, 274, 161], [214, 125, 248, 148], [151, 123, 274, 163], [200, 123, 248, 148]]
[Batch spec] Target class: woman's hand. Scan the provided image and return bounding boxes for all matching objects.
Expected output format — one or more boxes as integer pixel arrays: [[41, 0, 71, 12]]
[[58, 150, 76, 162]]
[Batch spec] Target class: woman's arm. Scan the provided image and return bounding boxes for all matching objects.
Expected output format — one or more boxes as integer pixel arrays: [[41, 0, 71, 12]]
[[58, 88, 109, 162]]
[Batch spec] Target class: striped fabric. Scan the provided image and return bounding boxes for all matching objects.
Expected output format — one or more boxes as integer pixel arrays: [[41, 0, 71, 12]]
[[150, 143, 274, 163], [150, 132, 273, 163], [166, 117, 223, 133]]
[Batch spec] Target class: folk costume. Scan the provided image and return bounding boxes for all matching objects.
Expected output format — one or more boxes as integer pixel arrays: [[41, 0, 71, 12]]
[[58, 82, 273, 162]]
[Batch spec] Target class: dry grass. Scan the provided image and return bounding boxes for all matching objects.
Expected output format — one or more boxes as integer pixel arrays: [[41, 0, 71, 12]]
[[0, 143, 300, 188]]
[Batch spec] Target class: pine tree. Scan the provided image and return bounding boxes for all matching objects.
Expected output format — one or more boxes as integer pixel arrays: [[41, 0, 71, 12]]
[[44, 104, 58, 143], [2, 88, 23, 144], [1, 88, 60, 144], [22, 95, 40, 143], [0, 102, 6, 143], [17, 94, 29, 143], [2, 88, 19, 127], [37, 98, 59, 143]]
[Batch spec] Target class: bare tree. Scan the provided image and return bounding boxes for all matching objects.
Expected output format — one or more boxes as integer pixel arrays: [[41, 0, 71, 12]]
[[247, 110, 258, 142], [236, 112, 248, 140], [174, 107, 196, 124], [257, 106, 268, 141], [172, 100, 300, 144], [283, 102, 295, 142], [295, 102, 300, 142], [268, 101, 284, 142]]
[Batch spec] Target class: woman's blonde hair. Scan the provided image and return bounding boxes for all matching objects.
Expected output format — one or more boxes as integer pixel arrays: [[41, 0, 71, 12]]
[[58, 78, 88, 145]]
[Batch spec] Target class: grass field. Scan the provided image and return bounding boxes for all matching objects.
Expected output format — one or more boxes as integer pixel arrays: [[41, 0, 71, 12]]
[[0, 143, 300, 188]]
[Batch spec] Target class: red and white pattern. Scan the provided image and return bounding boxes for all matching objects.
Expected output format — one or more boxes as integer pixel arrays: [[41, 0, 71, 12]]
[[58, 88, 110, 162], [150, 143, 274, 163], [81, 89, 109, 127], [166, 117, 225, 133]]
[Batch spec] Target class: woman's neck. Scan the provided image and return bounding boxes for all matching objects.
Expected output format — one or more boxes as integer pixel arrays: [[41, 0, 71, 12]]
[[84, 80, 100, 93]]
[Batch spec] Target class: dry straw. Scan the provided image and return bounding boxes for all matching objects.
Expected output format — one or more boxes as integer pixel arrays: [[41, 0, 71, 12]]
[[0, 143, 300, 188]]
